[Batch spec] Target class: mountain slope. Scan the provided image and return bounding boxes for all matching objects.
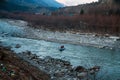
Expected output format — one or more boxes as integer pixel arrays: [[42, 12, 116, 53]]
[[39, 0, 63, 7], [3, 0, 63, 8], [0, 0, 63, 12]]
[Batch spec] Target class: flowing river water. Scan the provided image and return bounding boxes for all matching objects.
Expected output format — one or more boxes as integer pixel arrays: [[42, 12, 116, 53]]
[[0, 19, 120, 80]]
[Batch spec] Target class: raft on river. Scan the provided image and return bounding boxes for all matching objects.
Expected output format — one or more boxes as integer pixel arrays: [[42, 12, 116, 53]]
[[59, 45, 65, 51]]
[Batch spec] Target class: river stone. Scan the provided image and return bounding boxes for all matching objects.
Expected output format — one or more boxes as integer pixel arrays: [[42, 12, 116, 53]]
[[77, 72, 87, 79], [25, 51, 32, 55], [54, 72, 65, 77], [63, 61, 71, 66], [88, 66, 100, 75], [74, 66, 86, 72], [15, 44, 21, 48]]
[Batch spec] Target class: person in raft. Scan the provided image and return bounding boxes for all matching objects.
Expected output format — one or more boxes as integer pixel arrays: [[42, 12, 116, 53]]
[[59, 45, 65, 51]]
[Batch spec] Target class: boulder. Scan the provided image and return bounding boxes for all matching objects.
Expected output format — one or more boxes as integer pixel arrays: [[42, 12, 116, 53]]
[[74, 66, 86, 72], [15, 44, 21, 48], [89, 66, 100, 75], [63, 61, 71, 66], [54, 72, 65, 77], [77, 72, 87, 79], [26, 51, 32, 55]]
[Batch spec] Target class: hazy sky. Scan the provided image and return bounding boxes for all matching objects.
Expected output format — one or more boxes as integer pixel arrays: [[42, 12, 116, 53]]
[[56, 0, 98, 6]]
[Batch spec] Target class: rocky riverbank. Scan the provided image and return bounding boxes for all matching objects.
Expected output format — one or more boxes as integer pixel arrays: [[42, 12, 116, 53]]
[[0, 46, 50, 80], [0, 45, 102, 80], [18, 50, 101, 80]]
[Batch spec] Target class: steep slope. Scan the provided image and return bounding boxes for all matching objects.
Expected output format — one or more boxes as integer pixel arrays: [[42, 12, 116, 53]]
[[0, 0, 63, 12], [0, 1, 31, 12]]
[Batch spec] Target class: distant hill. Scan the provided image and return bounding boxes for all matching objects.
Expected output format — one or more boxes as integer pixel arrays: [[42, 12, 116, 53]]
[[0, 0, 63, 13], [5, 0, 63, 8]]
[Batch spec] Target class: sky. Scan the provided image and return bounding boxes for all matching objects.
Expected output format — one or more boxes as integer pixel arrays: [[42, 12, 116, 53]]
[[56, 0, 98, 6]]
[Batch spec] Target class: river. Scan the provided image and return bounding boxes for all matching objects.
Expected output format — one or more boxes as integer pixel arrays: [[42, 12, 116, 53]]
[[0, 19, 120, 80]]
